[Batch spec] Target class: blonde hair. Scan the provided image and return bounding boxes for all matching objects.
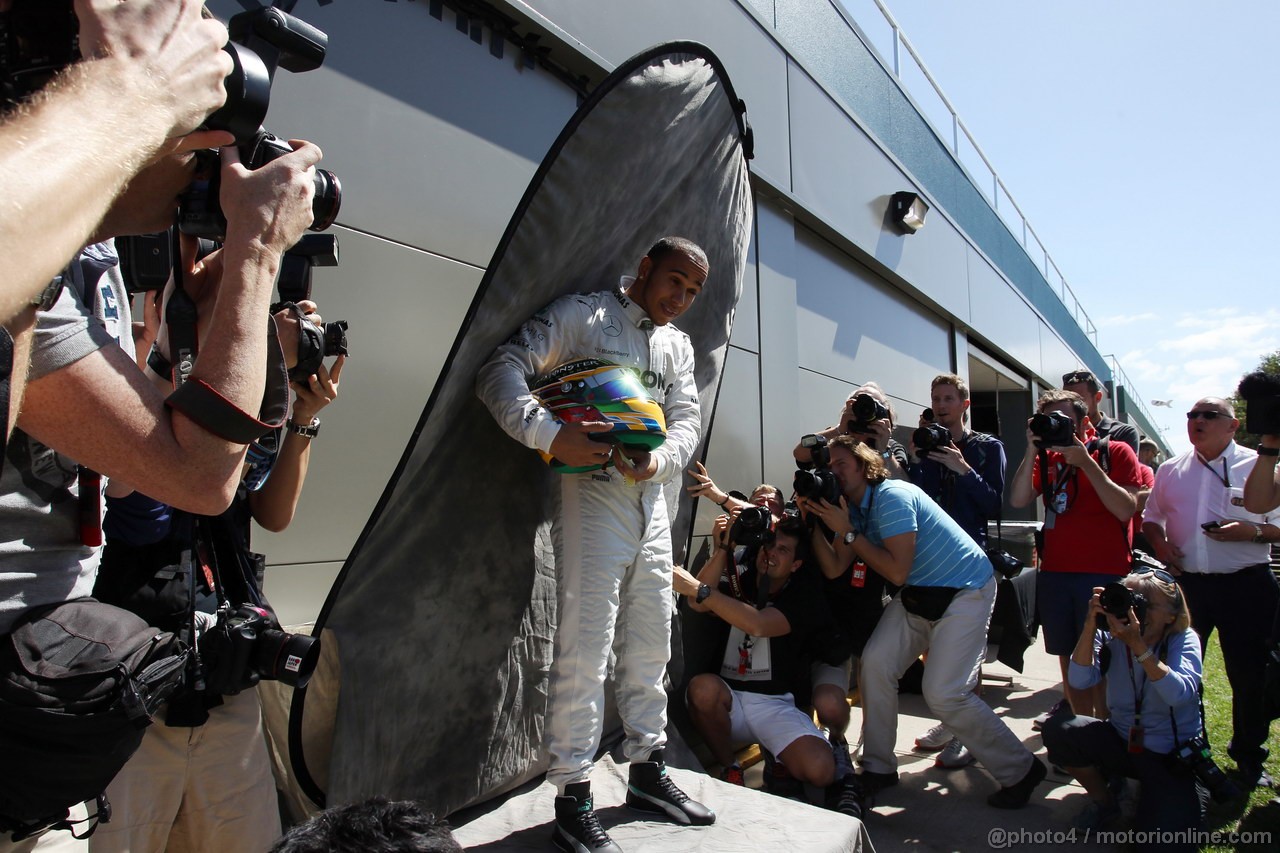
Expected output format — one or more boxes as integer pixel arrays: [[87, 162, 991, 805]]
[[831, 434, 887, 484], [1126, 573, 1192, 635]]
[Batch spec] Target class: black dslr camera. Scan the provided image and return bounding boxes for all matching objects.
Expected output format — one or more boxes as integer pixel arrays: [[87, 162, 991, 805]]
[[1029, 411, 1075, 448], [1175, 735, 1240, 802], [912, 423, 953, 459], [1094, 581, 1148, 631], [1237, 371, 1280, 436], [199, 603, 320, 695], [729, 505, 774, 548], [847, 394, 889, 435], [794, 434, 841, 504], [179, 6, 341, 241]]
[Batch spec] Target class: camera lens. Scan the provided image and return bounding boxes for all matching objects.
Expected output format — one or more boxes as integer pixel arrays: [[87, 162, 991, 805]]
[[310, 168, 342, 232]]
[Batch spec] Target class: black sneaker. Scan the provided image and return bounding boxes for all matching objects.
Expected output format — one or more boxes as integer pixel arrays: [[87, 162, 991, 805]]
[[553, 782, 622, 853], [987, 757, 1047, 809], [827, 775, 864, 820], [626, 750, 716, 826]]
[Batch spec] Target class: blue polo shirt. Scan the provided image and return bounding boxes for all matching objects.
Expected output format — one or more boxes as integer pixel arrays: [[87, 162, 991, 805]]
[[850, 479, 992, 589]]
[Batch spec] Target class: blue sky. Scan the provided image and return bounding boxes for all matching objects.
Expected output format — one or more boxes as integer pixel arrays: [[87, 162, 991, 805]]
[[868, 0, 1280, 455]]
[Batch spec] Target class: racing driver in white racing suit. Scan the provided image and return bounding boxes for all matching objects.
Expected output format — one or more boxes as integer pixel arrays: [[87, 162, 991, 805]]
[[477, 237, 714, 853]]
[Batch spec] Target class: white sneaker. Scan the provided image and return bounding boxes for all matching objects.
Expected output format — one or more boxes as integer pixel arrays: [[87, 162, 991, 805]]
[[914, 723, 952, 751], [934, 738, 974, 769]]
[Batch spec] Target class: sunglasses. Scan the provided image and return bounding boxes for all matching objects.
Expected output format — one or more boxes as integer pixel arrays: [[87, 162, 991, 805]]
[[1131, 565, 1178, 585], [1185, 410, 1225, 421], [1062, 372, 1095, 385]]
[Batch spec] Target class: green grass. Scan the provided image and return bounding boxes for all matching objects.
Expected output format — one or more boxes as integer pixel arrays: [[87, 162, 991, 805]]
[[1199, 633, 1279, 852]]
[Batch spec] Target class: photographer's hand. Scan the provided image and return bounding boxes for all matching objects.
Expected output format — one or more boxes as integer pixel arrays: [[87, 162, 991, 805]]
[[75, 0, 233, 144], [711, 512, 733, 551], [928, 444, 972, 475], [292, 355, 344, 423], [220, 140, 322, 255]]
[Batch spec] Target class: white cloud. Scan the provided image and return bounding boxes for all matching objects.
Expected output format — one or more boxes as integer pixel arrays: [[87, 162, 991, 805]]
[[1105, 307, 1280, 455]]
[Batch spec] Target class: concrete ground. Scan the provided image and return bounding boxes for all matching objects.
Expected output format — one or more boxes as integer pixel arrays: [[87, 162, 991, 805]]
[[807, 643, 1109, 853]]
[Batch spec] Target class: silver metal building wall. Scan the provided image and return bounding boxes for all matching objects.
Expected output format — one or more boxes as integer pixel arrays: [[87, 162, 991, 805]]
[[201, 0, 1112, 621]]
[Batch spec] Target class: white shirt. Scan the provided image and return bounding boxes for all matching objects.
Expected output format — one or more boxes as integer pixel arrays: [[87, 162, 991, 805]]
[[1142, 441, 1273, 574]]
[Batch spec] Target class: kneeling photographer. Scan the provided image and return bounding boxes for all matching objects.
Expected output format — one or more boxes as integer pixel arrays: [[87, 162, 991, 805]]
[[672, 512, 860, 817], [88, 301, 344, 853], [1041, 569, 1217, 849]]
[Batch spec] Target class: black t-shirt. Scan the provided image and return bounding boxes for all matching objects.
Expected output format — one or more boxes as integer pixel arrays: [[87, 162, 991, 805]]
[[822, 562, 888, 656], [719, 562, 842, 696]]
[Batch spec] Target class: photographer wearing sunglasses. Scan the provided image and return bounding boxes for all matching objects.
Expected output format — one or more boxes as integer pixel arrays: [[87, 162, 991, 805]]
[[1141, 397, 1278, 789]]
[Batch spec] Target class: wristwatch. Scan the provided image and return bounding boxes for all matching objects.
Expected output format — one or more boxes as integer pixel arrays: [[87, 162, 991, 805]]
[[1135, 647, 1153, 664], [1253, 524, 1267, 544], [695, 583, 712, 604], [843, 530, 858, 545], [287, 417, 320, 438]]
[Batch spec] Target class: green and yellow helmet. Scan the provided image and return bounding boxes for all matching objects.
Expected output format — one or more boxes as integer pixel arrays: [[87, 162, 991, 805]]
[[532, 358, 667, 473]]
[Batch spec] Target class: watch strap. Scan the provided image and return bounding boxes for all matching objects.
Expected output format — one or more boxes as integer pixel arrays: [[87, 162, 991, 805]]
[[696, 583, 712, 604], [287, 417, 321, 438], [1135, 647, 1153, 664]]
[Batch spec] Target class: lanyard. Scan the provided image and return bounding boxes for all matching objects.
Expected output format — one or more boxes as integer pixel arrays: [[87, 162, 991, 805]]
[[1125, 645, 1147, 730], [1196, 454, 1230, 489]]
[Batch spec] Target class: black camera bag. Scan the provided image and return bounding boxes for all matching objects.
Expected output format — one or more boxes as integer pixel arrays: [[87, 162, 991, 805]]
[[899, 585, 961, 621], [0, 599, 188, 835]]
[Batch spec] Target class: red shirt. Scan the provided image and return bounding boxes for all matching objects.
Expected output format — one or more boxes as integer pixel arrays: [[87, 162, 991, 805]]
[[1132, 463, 1155, 537], [1032, 436, 1143, 574]]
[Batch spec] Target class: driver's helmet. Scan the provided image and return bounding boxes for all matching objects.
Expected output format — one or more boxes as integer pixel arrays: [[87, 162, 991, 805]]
[[532, 358, 667, 473]]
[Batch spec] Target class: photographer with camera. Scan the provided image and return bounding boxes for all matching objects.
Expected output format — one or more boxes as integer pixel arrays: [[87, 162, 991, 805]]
[[88, 300, 342, 853], [905, 374, 1007, 768], [1041, 569, 1210, 845], [672, 513, 862, 817], [1008, 389, 1142, 720], [907, 375, 1005, 546], [0, 0, 233, 325], [1141, 396, 1278, 789], [793, 382, 910, 482], [804, 435, 1045, 808], [1061, 370, 1139, 454]]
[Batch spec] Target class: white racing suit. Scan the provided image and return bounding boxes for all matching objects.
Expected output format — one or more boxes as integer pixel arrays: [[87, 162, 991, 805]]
[[477, 280, 701, 790]]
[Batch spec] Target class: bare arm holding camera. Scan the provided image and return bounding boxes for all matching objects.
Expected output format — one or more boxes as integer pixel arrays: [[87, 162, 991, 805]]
[[18, 141, 323, 514], [1244, 434, 1280, 514], [0, 0, 232, 324]]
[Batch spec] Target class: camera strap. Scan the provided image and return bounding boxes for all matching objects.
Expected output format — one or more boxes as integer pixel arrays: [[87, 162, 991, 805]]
[[160, 230, 291, 443]]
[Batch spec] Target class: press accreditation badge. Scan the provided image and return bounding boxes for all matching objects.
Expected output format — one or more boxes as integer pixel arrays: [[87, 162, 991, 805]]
[[721, 626, 772, 681]]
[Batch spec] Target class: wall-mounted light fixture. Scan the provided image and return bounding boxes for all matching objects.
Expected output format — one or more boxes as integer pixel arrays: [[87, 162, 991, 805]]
[[890, 191, 929, 234]]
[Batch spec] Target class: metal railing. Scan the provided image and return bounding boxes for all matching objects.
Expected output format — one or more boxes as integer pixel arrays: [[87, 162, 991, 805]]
[[839, 0, 1099, 348], [1106, 354, 1164, 441]]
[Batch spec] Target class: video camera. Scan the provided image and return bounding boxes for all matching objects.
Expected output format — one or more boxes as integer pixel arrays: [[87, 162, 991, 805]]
[[1237, 371, 1280, 436], [1029, 411, 1075, 448]]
